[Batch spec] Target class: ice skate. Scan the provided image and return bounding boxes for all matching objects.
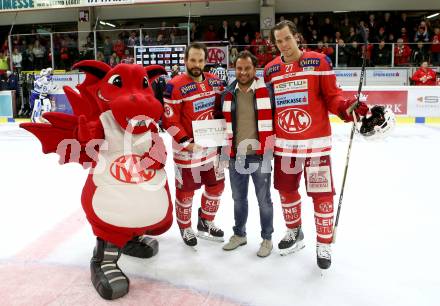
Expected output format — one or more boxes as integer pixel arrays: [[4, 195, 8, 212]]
[[180, 227, 198, 250], [197, 208, 224, 242], [278, 226, 305, 256], [316, 242, 332, 270]]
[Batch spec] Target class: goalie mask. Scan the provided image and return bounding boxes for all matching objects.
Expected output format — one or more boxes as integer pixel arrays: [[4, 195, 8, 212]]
[[359, 105, 395, 138]]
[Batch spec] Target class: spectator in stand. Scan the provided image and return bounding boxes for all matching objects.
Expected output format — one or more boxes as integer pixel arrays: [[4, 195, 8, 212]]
[[414, 22, 430, 43], [339, 17, 352, 41], [103, 36, 113, 64], [0, 51, 8, 76], [346, 27, 358, 43], [399, 27, 409, 43], [388, 33, 395, 43], [256, 45, 272, 68], [299, 40, 312, 52], [367, 14, 378, 38], [21, 44, 34, 71], [12, 47, 22, 72], [229, 47, 239, 66], [232, 20, 245, 45], [395, 13, 412, 40], [394, 38, 411, 66], [113, 39, 125, 59], [333, 31, 342, 45], [218, 20, 230, 42], [372, 39, 391, 66], [109, 52, 120, 67], [203, 24, 218, 41], [243, 34, 252, 51], [374, 27, 387, 43], [411, 42, 430, 66], [380, 12, 393, 37], [170, 64, 180, 78], [250, 32, 266, 55], [96, 51, 105, 62], [309, 29, 319, 47], [347, 41, 362, 67], [321, 17, 335, 40], [431, 27, 440, 66], [316, 41, 334, 59], [157, 21, 171, 44], [242, 21, 254, 41], [336, 39, 349, 67], [411, 61, 437, 85], [127, 31, 139, 47], [32, 40, 46, 70], [143, 34, 154, 45], [121, 49, 134, 64]]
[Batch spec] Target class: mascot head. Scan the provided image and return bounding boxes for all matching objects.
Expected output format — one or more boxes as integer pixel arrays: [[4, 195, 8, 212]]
[[72, 61, 167, 134]]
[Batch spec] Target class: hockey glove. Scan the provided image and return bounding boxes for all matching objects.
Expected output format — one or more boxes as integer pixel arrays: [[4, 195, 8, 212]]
[[338, 98, 369, 122]]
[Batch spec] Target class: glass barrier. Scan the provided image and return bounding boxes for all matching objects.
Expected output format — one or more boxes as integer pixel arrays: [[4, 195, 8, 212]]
[[9, 33, 52, 72], [7, 29, 440, 72]]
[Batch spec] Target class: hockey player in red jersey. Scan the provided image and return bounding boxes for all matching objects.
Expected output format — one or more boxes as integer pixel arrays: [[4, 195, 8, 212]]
[[162, 42, 225, 247], [264, 21, 369, 269]]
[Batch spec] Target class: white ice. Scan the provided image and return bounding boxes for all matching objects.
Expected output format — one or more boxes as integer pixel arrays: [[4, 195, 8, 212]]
[[0, 122, 439, 306]]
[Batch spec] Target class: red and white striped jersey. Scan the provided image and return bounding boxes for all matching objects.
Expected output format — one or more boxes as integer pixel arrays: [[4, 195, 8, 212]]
[[264, 52, 346, 158], [162, 72, 223, 168]]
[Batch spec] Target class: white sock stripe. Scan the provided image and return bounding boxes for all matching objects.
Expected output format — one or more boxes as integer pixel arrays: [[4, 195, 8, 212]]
[[104, 269, 122, 275], [201, 209, 217, 216], [314, 212, 334, 218], [281, 199, 301, 208], [317, 233, 333, 239], [176, 199, 192, 208], [203, 192, 221, 200], [285, 217, 301, 224], [176, 217, 191, 224], [108, 276, 127, 284], [100, 263, 116, 269]]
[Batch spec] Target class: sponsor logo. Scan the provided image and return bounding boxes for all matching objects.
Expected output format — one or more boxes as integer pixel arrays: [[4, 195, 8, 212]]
[[208, 47, 226, 64], [110, 155, 156, 184], [180, 82, 197, 95], [193, 97, 215, 112], [196, 110, 214, 120], [164, 104, 173, 118], [303, 67, 315, 71], [200, 83, 206, 91], [265, 64, 281, 77], [208, 78, 222, 87], [300, 58, 320, 67], [277, 108, 311, 133], [275, 92, 309, 107], [417, 96, 440, 104], [274, 80, 308, 93], [319, 202, 334, 213], [306, 165, 332, 193], [373, 71, 400, 77], [335, 71, 358, 77]]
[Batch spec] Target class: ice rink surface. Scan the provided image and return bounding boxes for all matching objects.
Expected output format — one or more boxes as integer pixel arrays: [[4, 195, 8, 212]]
[[0, 122, 439, 306]]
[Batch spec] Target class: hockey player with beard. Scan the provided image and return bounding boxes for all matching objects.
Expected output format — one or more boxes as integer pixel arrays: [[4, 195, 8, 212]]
[[162, 42, 225, 247], [264, 21, 369, 269]]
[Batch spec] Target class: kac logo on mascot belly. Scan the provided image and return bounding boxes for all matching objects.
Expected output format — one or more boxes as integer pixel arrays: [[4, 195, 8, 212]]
[[110, 154, 156, 184], [278, 108, 312, 133]]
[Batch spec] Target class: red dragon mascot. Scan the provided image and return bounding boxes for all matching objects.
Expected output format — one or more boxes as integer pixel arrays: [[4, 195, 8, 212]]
[[20, 60, 173, 300]]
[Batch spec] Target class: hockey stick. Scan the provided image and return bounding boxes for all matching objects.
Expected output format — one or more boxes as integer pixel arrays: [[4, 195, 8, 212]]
[[332, 26, 368, 243]]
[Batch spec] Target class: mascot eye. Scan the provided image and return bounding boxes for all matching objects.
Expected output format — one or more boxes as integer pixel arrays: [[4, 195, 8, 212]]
[[108, 74, 122, 88], [143, 77, 149, 89]]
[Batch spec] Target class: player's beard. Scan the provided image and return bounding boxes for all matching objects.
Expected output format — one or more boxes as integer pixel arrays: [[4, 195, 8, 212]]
[[237, 76, 254, 87], [187, 66, 203, 78]]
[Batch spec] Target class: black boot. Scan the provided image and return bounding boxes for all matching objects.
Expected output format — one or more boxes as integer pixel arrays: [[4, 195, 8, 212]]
[[122, 235, 159, 259], [90, 238, 129, 300]]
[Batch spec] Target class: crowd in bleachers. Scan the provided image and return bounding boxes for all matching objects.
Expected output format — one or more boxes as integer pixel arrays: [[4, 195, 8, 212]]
[[0, 11, 439, 75]]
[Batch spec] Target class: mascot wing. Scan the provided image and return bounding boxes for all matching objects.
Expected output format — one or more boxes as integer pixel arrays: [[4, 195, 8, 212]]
[[20, 60, 112, 167]]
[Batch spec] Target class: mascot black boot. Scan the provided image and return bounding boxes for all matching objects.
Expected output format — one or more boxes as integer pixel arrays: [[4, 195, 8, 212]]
[[122, 235, 159, 258], [91, 237, 129, 300]]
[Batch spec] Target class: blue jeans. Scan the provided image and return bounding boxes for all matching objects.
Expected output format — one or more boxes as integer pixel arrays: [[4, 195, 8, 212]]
[[229, 155, 273, 240]]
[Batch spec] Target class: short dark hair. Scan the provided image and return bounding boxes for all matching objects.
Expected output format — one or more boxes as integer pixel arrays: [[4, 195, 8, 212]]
[[270, 20, 298, 44], [185, 42, 208, 60], [234, 50, 257, 68]]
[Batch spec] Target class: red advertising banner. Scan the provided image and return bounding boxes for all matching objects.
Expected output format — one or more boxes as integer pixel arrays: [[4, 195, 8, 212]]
[[342, 90, 408, 115]]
